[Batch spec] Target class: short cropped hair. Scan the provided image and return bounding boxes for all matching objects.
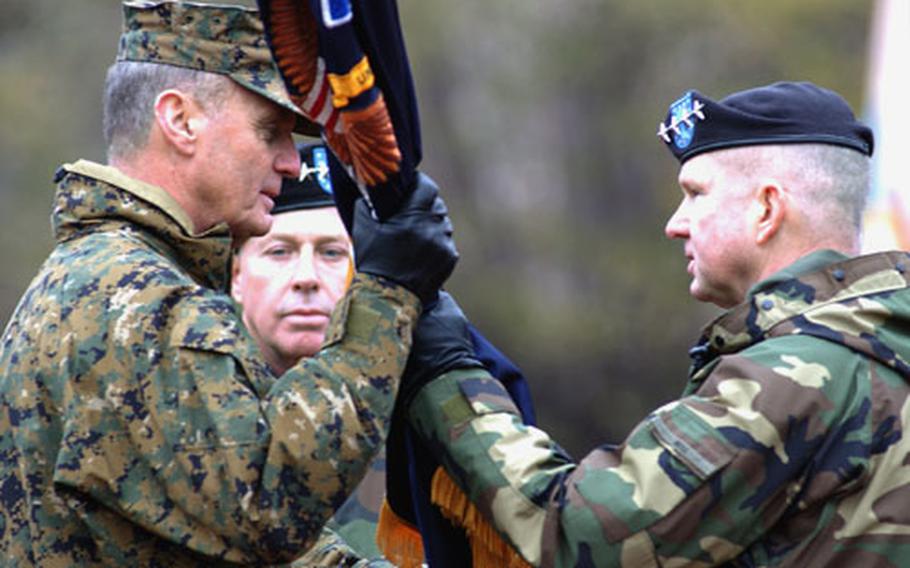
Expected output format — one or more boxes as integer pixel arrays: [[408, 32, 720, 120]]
[[721, 143, 871, 239], [102, 61, 230, 161]]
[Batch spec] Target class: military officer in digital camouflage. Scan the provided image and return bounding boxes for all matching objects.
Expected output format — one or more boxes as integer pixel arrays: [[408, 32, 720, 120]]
[[230, 142, 388, 565], [396, 81, 910, 567], [0, 1, 458, 566]]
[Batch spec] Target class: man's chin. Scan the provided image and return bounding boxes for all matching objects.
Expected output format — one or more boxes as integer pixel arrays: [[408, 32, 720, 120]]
[[231, 213, 273, 240], [292, 345, 322, 360], [285, 333, 325, 359], [691, 282, 739, 309], [690, 281, 713, 305]]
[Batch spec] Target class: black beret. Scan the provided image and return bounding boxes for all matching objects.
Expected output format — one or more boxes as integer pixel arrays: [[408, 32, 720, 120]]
[[658, 81, 874, 164], [272, 142, 336, 214]]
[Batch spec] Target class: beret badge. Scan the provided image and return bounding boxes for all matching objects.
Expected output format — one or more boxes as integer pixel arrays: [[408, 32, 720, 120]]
[[300, 145, 333, 196], [657, 82, 873, 164], [658, 92, 706, 150], [272, 143, 336, 213]]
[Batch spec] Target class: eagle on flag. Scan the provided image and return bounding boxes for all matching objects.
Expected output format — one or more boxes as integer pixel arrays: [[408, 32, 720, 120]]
[[256, 0, 420, 221]]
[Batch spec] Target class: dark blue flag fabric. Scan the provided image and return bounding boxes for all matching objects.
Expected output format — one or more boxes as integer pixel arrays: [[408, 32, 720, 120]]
[[258, 4, 536, 565]]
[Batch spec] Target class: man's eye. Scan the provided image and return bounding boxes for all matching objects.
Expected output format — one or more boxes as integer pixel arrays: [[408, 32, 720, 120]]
[[255, 117, 286, 143], [320, 247, 349, 261], [265, 247, 290, 258], [258, 126, 279, 143], [257, 114, 294, 145]]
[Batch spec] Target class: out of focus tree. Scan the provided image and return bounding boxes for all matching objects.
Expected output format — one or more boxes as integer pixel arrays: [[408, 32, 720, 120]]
[[0, 0, 873, 455]]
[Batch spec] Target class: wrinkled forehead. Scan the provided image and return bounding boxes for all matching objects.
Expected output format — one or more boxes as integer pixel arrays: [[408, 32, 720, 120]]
[[677, 146, 760, 192], [677, 151, 721, 189], [270, 207, 348, 238]]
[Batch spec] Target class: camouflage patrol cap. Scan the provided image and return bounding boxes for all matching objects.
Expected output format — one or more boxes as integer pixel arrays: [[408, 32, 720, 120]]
[[117, 0, 318, 135]]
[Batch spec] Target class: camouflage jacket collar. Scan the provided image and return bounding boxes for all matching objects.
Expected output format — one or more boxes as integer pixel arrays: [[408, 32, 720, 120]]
[[688, 249, 910, 378], [51, 159, 233, 290]]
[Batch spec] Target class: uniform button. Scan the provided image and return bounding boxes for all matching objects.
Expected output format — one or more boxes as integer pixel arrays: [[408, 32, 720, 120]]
[[761, 299, 774, 310], [896, 262, 905, 273], [832, 268, 845, 281]]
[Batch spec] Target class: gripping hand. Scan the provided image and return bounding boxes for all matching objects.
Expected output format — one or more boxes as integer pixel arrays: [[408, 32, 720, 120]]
[[353, 173, 458, 305], [399, 291, 483, 407]]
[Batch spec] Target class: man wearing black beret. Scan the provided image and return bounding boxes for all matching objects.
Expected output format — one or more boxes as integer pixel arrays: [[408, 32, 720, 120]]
[[382, 81, 910, 566], [232, 143, 353, 377], [231, 143, 388, 565]]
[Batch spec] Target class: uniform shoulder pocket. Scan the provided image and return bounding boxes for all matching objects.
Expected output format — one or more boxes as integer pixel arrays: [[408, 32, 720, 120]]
[[170, 291, 273, 397], [647, 402, 736, 480], [455, 372, 521, 416], [170, 292, 246, 354]]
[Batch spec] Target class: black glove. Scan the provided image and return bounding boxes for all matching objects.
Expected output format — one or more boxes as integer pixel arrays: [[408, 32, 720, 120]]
[[352, 173, 458, 305], [398, 291, 483, 408]]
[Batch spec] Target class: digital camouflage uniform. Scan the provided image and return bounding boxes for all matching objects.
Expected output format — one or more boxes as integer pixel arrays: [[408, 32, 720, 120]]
[[0, 160, 419, 566], [410, 249, 910, 567], [288, 453, 388, 567]]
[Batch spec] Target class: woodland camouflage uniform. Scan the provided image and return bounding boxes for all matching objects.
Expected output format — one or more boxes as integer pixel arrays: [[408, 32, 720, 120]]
[[410, 249, 910, 567], [325, 453, 387, 559]]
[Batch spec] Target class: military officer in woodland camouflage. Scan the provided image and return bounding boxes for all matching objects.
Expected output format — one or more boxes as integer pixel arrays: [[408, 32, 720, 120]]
[[0, 1, 458, 566], [398, 82, 910, 566]]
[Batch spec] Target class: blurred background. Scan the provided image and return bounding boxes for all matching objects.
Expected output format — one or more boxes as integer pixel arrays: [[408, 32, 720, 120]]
[[2, 0, 904, 457]]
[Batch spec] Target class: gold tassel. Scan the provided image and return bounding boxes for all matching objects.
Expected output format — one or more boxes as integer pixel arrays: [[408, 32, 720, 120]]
[[344, 256, 354, 292], [430, 467, 533, 568], [376, 498, 425, 568]]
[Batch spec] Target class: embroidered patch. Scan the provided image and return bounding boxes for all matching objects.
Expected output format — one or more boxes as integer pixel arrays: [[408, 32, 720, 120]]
[[299, 145, 333, 195], [648, 403, 736, 480], [456, 374, 521, 416], [321, 0, 353, 28], [658, 91, 705, 149]]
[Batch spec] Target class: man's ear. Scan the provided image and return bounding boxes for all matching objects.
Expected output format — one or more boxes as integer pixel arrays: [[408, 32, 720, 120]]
[[153, 89, 203, 155], [754, 182, 786, 245]]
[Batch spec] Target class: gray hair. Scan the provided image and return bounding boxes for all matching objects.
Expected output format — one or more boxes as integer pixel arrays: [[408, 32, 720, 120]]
[[722, 143, 871, 240], [102, 61, 231, 161]]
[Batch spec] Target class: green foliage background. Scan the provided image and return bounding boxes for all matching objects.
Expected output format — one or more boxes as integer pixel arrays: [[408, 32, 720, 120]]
[[0, 0, 873, 456]]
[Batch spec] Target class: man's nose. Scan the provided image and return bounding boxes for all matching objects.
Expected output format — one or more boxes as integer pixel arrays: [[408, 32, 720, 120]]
[[664, 203, 689, 240], [291, 249, 320, 290], [275, 136, 301, 178]]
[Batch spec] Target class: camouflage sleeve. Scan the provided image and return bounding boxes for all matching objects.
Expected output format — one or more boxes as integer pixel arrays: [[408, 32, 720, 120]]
[[408, 337, 870, 567], [325, 450, 386, 560], [51, 273, 419, 563]]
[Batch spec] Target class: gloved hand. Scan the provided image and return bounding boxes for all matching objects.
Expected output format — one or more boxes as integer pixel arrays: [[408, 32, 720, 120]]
[[352, 172, 458, 305], [398, 291, 484, 408]]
